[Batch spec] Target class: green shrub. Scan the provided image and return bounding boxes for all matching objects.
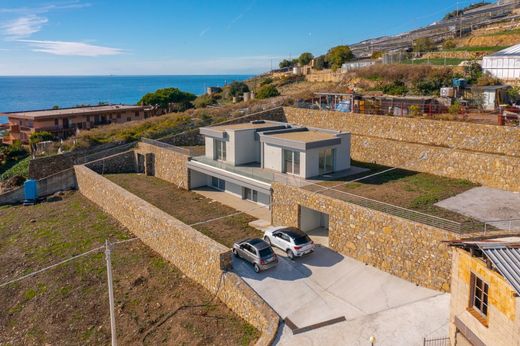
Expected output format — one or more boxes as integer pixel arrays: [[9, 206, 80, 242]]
[[193, 94, 216, 109], [256, 85, 280, 99], [226, 81, 250, 98], [463, 61, 483, 83], [408, 105, 421, 117], [313, 55, 328, 70], [413, 37, 435, 52], [1, 157, 30, 180], [442, 39, 456, 50], [298, 52, 314, 66], [325, 45, 354, 71], [382, 80, 408, 95], [448, 102, 462, 115], [139, 88, 196, 110], [260, 77, 273, 86], [29, 131, 54, 144]]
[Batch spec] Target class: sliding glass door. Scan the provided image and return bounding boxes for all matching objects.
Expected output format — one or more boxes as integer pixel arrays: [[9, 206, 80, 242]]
[[283, 149, 300, 175], [319, 148, 335, 175], [214, 139, 226, 161]]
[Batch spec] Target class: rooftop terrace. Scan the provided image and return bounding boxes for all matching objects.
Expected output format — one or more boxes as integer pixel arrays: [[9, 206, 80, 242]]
[[6, 104, 145, 120]]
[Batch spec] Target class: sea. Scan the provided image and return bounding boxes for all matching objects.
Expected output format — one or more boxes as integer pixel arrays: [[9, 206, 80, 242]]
[[0, 75, 253, 124]]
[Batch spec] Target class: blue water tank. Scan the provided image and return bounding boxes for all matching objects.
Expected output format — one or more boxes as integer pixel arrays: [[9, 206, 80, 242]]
[[24, 179, 38, 201], [452, 78, 467, 88]]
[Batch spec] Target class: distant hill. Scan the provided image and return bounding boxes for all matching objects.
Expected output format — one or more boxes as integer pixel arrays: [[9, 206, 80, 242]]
[[350, 0, 520, 57]]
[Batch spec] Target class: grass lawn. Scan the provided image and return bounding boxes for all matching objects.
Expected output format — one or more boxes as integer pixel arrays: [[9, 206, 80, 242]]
[[401, 58, 465, 66], [105, 174, 262, 247], [0, 191, 259, 345], [310, 161, 483, 231]]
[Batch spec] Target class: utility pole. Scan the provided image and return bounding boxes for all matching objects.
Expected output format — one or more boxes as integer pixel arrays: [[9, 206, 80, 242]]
[[105, 240, 117, 346]]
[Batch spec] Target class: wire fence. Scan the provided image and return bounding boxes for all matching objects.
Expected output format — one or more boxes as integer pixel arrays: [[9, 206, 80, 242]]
[[423, 337, 450, 346]]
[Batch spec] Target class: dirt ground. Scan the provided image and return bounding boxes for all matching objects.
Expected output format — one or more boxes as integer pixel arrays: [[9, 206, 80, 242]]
[[105, 174, 262, 247], [0, 192, 258, 346]]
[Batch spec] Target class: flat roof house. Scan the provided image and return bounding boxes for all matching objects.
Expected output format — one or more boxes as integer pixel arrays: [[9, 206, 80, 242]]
[[188, 120, 351, 206], [449, 237, 520, 346], [2, 104, 150, 145]]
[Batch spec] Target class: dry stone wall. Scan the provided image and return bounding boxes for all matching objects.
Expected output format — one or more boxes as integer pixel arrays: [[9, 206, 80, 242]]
[[29, 142, 136, 179], [351, 136, 520, 192], [135, 141, 190, 189], [282, 107, 520, 192], [272, 182, 460, 291], [283, 107, 520, 157], [74, 165, 279, 345]]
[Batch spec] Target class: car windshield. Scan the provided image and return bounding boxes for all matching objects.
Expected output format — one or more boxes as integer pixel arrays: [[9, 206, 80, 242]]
[[294, 235, 311, 245], [258, 247, 274, 258]]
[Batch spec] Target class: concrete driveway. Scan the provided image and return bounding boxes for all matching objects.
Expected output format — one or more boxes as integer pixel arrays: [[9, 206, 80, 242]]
[[233, 246, 449, 345]]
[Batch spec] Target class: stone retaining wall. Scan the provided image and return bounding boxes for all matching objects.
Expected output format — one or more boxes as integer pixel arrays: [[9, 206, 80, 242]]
[[134, 141, 190, 189], [351, 136, 520, 192], [283, 107, 520, 157], [282, 107, 520, 191], [29, 142, 136, 179], [271, 182, 460, 291], [85, 151, 137, 175], [74, 165, 279, 345]]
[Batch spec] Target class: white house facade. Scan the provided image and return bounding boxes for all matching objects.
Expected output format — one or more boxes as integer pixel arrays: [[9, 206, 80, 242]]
[[187, 120, 351, 206]]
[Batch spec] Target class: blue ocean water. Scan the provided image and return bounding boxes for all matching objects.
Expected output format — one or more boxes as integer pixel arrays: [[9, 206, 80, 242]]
[[0, 75, 253, 124]]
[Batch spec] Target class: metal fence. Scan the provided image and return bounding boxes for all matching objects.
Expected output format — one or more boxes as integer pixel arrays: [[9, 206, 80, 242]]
[[484, 218, 520, 233], [423, 337, 450, 346], [307, 187, 465, 233], [141, 137, 191, 155]]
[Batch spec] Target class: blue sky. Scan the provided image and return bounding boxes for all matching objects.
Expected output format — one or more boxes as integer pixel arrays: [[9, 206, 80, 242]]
[[0, 0, 478, 75]]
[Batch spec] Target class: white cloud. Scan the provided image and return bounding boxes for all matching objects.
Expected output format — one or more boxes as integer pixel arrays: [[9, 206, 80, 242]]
[[2, 15, 48, 39], [0, 1, 91, 15], [19, 40, 124, 57]]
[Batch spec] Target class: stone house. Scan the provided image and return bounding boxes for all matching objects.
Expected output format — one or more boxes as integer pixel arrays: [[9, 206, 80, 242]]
[[449, 237, 520, 346]]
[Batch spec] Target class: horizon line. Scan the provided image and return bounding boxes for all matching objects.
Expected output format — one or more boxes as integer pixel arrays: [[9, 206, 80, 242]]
[[0, 73, 259, 77]]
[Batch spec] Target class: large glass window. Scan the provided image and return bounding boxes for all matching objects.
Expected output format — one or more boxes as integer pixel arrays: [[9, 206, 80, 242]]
[[214, 139, 226, 161], [319, 148, 335, 175], [243, 188, 258, 202], [211, 177, 225, 190], [283, 149, 300, 175], [470, 273, 489, 319]]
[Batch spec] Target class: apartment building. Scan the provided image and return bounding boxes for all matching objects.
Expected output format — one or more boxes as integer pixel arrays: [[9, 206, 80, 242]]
[[2, 104, 150, 144], [188, 120, 351, 206], [449, 237, 520, 346]]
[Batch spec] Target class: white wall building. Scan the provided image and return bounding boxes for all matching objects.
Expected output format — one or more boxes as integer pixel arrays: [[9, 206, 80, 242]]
[[188, 120, 351, 206], [482, 44, 520, 81]]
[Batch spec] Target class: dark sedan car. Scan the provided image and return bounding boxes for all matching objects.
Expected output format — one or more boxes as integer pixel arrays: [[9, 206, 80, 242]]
[[232, 238, 278, 273]]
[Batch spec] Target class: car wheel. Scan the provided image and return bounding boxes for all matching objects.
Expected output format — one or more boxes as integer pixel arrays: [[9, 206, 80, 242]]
[[232, 248, 238, 257], [286, 249, 295, 260], [254, 264, 261, 273], [264, 236, 271, 245]]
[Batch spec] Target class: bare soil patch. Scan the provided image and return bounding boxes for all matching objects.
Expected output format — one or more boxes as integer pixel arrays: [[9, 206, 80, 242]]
[[0, 191, 258, 345]]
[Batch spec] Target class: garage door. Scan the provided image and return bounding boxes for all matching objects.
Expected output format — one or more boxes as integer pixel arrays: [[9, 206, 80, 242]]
[[299, 205, 329, 232]]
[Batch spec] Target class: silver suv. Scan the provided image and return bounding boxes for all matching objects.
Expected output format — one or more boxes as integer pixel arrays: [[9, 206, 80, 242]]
[[263, 227, 315, 259], [232, 238, 278, 273]]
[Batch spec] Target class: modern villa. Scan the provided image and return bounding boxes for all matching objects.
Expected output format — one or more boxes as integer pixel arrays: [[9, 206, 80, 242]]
[[187, 120, 351, 207]]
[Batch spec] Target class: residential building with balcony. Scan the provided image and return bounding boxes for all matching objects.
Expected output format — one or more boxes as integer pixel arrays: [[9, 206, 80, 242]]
[[188, 120, 351, 206], [2, 104, 150, 144], [449, 237, 520, 346]]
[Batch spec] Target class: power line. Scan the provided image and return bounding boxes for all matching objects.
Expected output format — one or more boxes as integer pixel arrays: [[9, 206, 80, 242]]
[[0, 238, 138, 289]]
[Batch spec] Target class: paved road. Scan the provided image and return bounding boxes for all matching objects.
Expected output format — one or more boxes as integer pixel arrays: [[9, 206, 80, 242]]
[[233, 246, 449, 345]]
